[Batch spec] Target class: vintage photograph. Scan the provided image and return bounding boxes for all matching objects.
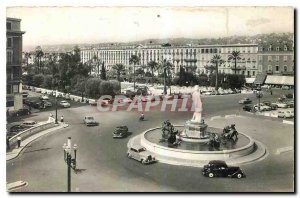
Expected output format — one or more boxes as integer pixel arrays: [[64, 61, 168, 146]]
[[6, 6, 294, 192]]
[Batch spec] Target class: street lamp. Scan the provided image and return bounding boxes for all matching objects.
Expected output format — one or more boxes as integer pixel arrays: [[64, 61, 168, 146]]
[[55, 89, 58, 124], [62, 137, 78, 192], [256, 85, 263, 112]]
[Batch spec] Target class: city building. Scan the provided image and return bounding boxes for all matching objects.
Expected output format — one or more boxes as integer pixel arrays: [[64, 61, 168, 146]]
[[7, 17, 25, 110], [80, 44, 259, 77]]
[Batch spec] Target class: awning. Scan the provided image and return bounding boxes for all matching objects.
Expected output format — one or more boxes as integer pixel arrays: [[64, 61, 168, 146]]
[[253, 73, 267, 85], [245, 78, 255, 84], [265, 76, 294, 85]]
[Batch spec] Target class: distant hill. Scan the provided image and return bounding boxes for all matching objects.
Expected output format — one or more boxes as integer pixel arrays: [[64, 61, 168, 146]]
[[24, 32, 294, 52]]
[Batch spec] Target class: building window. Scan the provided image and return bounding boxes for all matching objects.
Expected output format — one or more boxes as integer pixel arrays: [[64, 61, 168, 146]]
[[283, 56, 287, 61], [6, 22, 12, 30], [275, 56, 279, 61], [252, 71, 255, 76], [258, 65, 262, 71], [284, 45, 288, 51], [7, 37, 12, 48], [268, 65, 273, 71], [258, 55, 262, 61], [13, 85, 19, 93], [201, 49, 204, 53], [284, 66, 287, 72], [276, 47, 280, 51], [7, 51, 13, 64], [268, 56, 272, 61], [275, 65, 279, 71], [7, 85, 12, 94]]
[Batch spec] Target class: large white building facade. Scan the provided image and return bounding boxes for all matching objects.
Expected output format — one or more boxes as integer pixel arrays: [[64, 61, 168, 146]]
[[80, 44, 260, 77]]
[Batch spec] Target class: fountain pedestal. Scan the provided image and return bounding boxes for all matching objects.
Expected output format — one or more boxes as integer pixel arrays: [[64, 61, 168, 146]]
[[179, 120, 210, 143]]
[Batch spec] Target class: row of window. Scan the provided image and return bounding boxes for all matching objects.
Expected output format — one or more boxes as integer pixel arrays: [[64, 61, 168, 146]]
[[261, 55, 294, 61], [267, 65, 293, 72], [259, 45, 292, 52]]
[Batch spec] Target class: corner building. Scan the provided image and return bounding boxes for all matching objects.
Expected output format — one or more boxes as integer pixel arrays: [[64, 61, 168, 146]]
[[6, 18, 25, 110]]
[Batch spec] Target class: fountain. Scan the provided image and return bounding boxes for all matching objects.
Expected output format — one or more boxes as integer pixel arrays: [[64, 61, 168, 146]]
[[127, 85, 267, 166]]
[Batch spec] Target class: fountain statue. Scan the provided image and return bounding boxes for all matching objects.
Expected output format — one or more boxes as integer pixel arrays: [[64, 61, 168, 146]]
[[179, 85, 210, 142]]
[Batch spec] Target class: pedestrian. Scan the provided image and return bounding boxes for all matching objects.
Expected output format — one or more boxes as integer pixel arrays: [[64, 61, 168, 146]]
[[270, 89, 273, 95], [17, 136, 22, 148], [60, 115, 64, 123], [6, 136, 10, 151]]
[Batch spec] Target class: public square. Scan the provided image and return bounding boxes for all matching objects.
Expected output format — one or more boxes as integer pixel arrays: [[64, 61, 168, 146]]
[[6, 88, 294, 192]]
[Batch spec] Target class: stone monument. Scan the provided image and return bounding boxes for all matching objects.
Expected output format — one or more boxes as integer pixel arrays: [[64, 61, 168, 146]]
[[179, 85, 210, 142]]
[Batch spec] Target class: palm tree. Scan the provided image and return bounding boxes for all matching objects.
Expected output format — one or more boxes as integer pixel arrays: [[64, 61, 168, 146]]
[[92, 55, 102, 77], [160, 59, 173, 95], [23, 52, 31, 67], [210, 54, 225, 90], [112, 64, 125, 82], [129, 54, 140, 91], [35, 46, 44, 73], [147, 60, 158, 86], [228, 51, 241, 74]]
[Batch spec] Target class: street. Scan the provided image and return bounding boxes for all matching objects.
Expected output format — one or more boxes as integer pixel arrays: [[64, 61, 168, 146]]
[[6, 89, 294, 192]]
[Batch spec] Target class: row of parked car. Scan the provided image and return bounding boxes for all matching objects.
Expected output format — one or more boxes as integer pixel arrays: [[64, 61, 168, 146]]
[[202, 88, 241, 95]]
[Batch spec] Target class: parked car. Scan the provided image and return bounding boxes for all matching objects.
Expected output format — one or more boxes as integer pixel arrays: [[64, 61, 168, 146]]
[[112, 125, 129, 138], [239, 98, 252, 104], [22, 120, 37, 128], [127, 146, 157, 164], [59, 101, 71, 108], [35, 88, 42, 93], [282, 86, 290, 90], [278, 110, 294, 118], [12, 108, 31, 117], [44, 101, 52, 107], [273, 102, 288, 108], [202, 91, 212, 95], [89, 100, 97, 106], [243, 105, 253, 112], [39, 95, 49, 100], [202, 160, 245, 179], [286, 101, 294, 108], [9, 124, 27, 133], [262, 101, 271, 106], [21, 91, 29, 98], [83, 116, 98, 126], [253, 104, 271, 111]]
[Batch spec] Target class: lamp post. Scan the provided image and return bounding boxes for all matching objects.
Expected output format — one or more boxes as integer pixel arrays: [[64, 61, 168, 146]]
[[55, 89, 58, 124], [62, 137, 78, 192], [256, 85, 263, 112]]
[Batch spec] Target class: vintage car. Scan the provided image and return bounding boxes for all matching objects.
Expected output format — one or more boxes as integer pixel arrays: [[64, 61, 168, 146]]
[[83, 116, 98, 126], [238, 98, 252, 104], [22, 120, 37, 128], [59, 101, 71, 108], [243, 105, 253, 112], [112, 125, 129, 138], [127, 146, 157, 164], [203, 160, 245, 179], [278, 109, 294, 118]]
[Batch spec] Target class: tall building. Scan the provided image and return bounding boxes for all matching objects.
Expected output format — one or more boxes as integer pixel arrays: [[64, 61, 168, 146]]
[[7, 18, 25, 110], [80, 44, 259, 77], [257, 42, 294, 76]]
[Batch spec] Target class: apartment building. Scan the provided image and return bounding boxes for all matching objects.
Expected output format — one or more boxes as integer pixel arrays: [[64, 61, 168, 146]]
[[7, 17, 25, 110]]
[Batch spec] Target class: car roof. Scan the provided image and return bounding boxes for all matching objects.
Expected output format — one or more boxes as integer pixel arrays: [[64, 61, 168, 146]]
[[208, 160, 227, 165]]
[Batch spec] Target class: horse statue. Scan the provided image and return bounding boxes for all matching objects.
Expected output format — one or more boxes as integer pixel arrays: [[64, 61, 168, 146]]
[[207, 133, 221, 149], [222, 124, 239, 141]]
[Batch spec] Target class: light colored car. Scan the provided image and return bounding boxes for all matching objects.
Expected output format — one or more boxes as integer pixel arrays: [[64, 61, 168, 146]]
[[83, 116, 98, 126], [127, 146, 157, 164], [254, 103, 271, 111], [278, 110, 294, 118], [59, 101, 71, 108], [202, 91, 212, 95], [39, 95, 49, 100], [22, 120, 37, 128], [44, 101, 52, 107], [273, 102, 288, 108]]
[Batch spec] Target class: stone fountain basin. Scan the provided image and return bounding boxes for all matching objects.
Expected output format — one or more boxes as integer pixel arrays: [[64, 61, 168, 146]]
[[141, 125, 256, 161]]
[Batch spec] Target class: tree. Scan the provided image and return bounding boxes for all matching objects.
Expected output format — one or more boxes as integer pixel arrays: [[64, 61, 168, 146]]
[[129, 54, 140, 91], [42, 75, 53, 89], [160, 59, 173, 95], [210, 54, 225, 90], [101, 62, 106, 80], [112, 64, 125, 82], [147, 61, 159, 86], [34, 46, 44, 73], [85, 78, 101, 99], [228, 51, 242, 74], [91, 55, 102, 77], [73, 75, 87, 101], [33, 74, 44, 87], [226, 74, 246, 89]]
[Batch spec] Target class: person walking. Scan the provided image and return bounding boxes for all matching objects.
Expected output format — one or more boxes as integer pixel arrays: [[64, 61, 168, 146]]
[[17, 136, 22, 148], [60, 115, 64, 123]]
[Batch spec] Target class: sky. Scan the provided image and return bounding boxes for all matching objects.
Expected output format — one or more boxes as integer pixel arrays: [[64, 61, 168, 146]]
[[6, 7, 294, 48]]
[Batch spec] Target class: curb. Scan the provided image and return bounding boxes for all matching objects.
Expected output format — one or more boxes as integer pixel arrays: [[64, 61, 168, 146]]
[[7, 181, 28, 191], [6, 123, 69, 161]]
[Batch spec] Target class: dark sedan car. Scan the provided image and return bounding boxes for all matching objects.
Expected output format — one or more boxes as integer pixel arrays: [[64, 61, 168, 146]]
[[203, 160, 245, 179], [243, 105, 253, 112], [12, 108, 31, 117], [238, 98, 252, 104]]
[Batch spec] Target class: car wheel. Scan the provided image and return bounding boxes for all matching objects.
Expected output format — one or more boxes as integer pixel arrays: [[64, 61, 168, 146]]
[[208, 173, 214, 178], [236, 173, 243, 179]]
